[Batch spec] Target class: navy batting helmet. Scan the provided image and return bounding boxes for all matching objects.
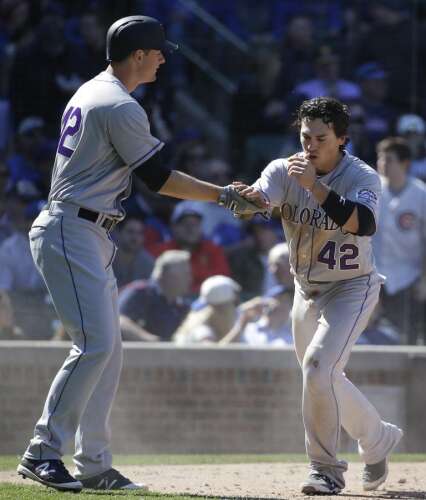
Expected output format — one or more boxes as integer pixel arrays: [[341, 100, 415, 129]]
[[106, 15, 178, 62]]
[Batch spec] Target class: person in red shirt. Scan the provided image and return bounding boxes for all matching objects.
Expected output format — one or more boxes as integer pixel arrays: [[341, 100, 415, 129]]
[[150, 201, 230, 293]]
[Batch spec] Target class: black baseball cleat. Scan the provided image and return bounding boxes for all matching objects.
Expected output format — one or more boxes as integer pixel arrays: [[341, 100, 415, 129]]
[[80, 467, 148, 490], [301, 472, 342, 495], [17, 457, 83, 492]]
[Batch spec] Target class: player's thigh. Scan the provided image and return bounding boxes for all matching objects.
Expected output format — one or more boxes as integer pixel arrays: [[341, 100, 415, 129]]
[[292, 287, 321, 365], [30, 216, 117, 348], [305, 275, 381, 372]]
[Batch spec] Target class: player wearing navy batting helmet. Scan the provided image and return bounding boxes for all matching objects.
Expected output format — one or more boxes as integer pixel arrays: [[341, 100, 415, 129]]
[[17, 14, 252, 492]]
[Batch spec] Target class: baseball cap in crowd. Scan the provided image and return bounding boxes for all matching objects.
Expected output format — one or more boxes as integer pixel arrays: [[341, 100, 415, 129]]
[[106, 15, 178, 62], [355, 62, 387, 81], [200, 275, 241, 306], [396, 114, 425, 135], [17, 116, 44, 136], [171, 201, 203, 223]]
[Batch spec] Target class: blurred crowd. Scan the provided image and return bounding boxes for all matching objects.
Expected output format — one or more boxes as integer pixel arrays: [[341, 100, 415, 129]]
[[0, 0, 425, 345]]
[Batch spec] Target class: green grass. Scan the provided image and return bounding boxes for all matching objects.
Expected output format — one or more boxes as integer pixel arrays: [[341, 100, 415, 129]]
[[0, 484, 208, 499]]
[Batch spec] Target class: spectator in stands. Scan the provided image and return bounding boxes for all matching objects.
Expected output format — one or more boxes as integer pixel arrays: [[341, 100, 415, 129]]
[[267, 242, 294, 292], [356, 0, 426, 113], [177, 158, 245, 247], [230, 35, 289, 176], [118, 250, 192, 342], [292, 45, 361, 104], [112, 217, 154, 289], [150, 201, 230, 293], [0, 290, 23, 340], [356, 298, 400, 345], [0, 162, 13, 244], [9, 5, 85, 134], [0, 185, 54, 339], [280, 15, 316, 91], [355, 62, 396, 164], [220, 285, 293, 346], [332, 5, 370, 80], [75, 11, 106, 80], [374, 137, 426, 344], [228, 218, 282, 299], [396, 114, 426, 183], [0, 185, 45, 293], [5, 116, 53, 199], [173, 275, 244, 344]]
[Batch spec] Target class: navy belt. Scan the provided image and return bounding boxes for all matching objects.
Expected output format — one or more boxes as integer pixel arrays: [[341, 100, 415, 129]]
[[77, 207, 117, 232], [45, 201, 118, 232]]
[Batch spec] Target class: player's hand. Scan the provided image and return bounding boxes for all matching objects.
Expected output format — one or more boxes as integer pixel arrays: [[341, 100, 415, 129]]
[[231, 181, 269, 208], [287, 154, 316, 191]]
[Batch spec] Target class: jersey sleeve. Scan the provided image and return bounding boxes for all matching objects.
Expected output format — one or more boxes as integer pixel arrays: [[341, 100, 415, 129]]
[[252, 159, 287, 208], [346, 168, 382, 224], [108, 101, 164, 169]]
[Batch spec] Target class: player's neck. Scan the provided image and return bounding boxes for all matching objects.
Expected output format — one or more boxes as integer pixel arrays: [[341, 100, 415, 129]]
[[106, 64, 139, 93], [388, 175, 408, 194]]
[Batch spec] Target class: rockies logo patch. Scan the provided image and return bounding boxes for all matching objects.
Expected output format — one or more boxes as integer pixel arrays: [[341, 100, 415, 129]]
[[398, 211, 416, 230], [356, 189, 378, 205]]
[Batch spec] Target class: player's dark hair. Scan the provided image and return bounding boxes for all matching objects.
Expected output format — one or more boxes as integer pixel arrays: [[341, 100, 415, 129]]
[[376, 136, 412, 162], [294, 97, 351, 149]]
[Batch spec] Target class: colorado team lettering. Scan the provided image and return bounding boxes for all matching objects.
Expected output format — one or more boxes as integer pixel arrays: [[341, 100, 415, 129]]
[[281, 202, 342, 231]]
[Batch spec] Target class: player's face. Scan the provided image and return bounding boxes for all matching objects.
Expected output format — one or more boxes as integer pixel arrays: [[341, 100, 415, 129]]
[[139, 49, 165, 83], [300, 119, 346, 172], [377, 151, 408, 180]]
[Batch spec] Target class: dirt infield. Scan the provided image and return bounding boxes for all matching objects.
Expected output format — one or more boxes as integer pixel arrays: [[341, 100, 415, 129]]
[[1, 462, 426, 498]]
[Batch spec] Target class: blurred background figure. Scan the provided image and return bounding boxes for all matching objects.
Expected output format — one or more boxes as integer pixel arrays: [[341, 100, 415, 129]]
[[112, 217, 154, 290], [173, 275, 242, 344], [292, 45, 361, 104], [150, 201, 230, 293], [0, 289, 23, 340], [396, 114, 426, 183], [174, 158, 245, 247], [118, 250, 192, 342], [220, 285, 293, 346], [356, 298, 400, 345], [228, 218, 282, 299], [374, 137, 426, 344], [267, 242, 294, 293], [354, 62, 395, 164], [5, 116, 53, 199], [0, 184, 53, 339]]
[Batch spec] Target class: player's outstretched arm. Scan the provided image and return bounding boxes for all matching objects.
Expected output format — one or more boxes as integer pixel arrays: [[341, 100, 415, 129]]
[[158, 170, 221, 202]]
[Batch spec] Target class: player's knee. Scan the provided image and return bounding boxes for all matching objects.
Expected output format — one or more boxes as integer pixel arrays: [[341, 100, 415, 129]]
[[89, 335, 116, 362], [302, 353, 331, 393]]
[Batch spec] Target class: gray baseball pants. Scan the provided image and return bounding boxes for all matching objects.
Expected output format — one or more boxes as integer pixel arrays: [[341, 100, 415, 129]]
[[24, 202, 121, 479], [292, 273, 403, 488]]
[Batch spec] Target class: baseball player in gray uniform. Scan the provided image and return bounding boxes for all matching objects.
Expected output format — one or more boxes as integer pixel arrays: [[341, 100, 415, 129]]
[[16, 15, 250, 492], [235, 97, 403, 495]]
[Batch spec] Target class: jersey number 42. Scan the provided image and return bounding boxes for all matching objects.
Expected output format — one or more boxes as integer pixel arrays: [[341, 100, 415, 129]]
[[57, 106, 82, 159], [317, 241, 359, 270]]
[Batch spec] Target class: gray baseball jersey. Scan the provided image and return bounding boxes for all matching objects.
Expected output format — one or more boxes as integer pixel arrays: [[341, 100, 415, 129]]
[[253, 151, 402, 483], [49, 71, 164, 218], [253, 151, 381, 287], [373, 176, 426, 294], [23, 71, 164, 478]]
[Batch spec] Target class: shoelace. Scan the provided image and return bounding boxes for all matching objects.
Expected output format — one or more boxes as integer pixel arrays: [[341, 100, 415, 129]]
[[108, 468, 131, 484], [311, 472, 339, 489]]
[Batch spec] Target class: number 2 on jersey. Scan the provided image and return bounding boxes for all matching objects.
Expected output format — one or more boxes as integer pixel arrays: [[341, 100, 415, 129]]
[[317, 241, 359, 270], [57, 106, 82, 158]]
